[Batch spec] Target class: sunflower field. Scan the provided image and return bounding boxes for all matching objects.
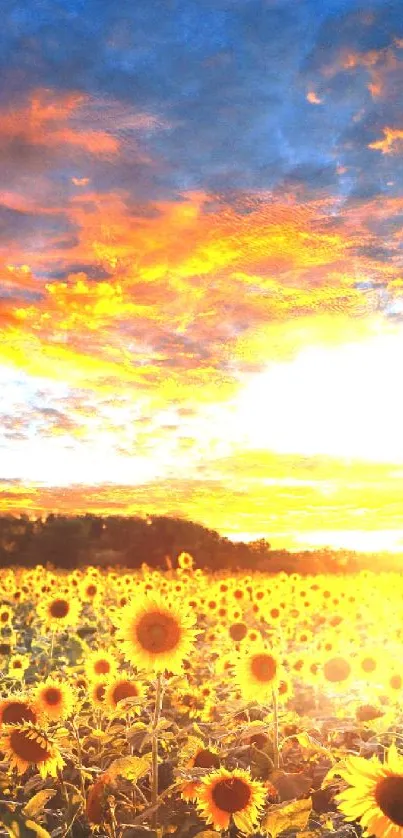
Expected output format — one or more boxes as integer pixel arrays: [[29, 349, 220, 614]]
[[0, 553, 403, 838]]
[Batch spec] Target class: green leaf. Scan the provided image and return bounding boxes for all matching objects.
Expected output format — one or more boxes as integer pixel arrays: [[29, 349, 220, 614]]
[[0, 804, 52, 838], [320, 762, 345, 789], [23, 790, 57, 819], [262, 797, 312, 838], [107, 754, 152, 783], [269, 769, 312, 802], [294, 733, 335, 760]]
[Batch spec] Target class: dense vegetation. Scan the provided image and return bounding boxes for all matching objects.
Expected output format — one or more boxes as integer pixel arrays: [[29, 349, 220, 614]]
[[0, 513, 393, 574], [1, 560, 403, 837]]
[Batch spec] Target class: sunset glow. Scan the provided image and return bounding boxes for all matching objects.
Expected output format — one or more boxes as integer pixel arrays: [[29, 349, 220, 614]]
[[1, 1, 403, 551]]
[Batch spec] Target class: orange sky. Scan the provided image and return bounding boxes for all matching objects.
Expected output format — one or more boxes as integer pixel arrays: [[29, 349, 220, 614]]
[[1, 6, 403, 551]]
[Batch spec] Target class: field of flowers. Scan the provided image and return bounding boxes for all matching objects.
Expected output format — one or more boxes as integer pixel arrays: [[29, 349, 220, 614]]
[[0, 552, 403, 838]]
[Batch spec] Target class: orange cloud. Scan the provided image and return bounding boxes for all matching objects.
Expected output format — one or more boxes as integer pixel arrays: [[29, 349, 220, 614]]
[[368, 127, 403, 154], [0, 183, 402, 410], [320, 42, 402, 99], [306, 91, 322, 104], [1, 451, 403, 551], [0, 89, 119, 156]]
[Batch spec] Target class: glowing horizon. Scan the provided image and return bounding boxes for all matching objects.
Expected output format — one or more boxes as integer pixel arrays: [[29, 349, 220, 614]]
[[1, 2, 403, 553]]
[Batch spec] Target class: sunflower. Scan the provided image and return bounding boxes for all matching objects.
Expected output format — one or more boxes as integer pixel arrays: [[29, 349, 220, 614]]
[[90, 680, 108, 708], [33, 677, 75, 722], [79, 577, 101, 604], [0, 722, 64, 778], [38, 592, 81, 629], [104, 676, 145, 713], [0, 605, 13, 627], [277, 675, 294, 705], [115, 592, 198, 674], [0, 695, 38, 726], [180, 738, 221, 802], [86, 771, 113, 828], [228, 622, 248, 643], [336, 743, 403, 837], [385, 668, 403, 702], [320, 653, 354, 693], [177, 552, 194, 570], [196, 766, 267, 832], [8, 653, 29, 680], [85, 649, 118, 681], [235, 644, 282, 703], [356, 649, 385, 683]]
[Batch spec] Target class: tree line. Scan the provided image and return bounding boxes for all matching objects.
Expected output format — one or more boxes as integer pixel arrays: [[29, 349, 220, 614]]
[[0, 513, 389, 574]]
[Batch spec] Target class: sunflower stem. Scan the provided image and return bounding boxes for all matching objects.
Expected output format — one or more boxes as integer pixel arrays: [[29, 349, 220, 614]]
[[71, 718, 86, 801], [151, 672, 164, 829], [47, 629, 56, 676], [272, 688, 280, 769], [58, 768, 69, 812]]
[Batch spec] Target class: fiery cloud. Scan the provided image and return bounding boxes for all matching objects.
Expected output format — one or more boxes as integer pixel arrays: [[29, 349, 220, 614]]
[[368, 127, 403, 154]]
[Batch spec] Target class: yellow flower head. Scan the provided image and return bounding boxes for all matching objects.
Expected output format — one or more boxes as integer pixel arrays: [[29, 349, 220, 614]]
[[85, 649, 118, 681], [8, 653, 30, 680], [104, 676, 145, 713], [196, 766, 266, 832], [38, 592, 81, 629], [235, 643, 282, 703], [180, 738, 221, 802], [115, 592, 198, 674], [177, 552, 194, 570], [336, 743, 403, 837], [33, 676, 75, 722], [0, 722, 64, 778], [0, 605, 13, 627], [90, 680, 108, 708], [0, 694, 38, 726]]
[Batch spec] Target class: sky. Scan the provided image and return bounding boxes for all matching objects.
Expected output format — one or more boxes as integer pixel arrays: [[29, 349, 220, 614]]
[[1, 0, 403, 551]]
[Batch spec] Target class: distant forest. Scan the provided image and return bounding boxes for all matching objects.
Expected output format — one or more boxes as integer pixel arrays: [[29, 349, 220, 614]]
[[0, 513, 398, 574]]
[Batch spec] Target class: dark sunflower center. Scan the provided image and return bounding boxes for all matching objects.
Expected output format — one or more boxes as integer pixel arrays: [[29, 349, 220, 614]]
[[13, 660, 22, 669], [50, 599, 69, 618], [356, 704, 383, 722], [362, 657, 376, 673], [45, 688, 62, 706], [87, 585, 97, 597], [375, 776, 403, 826], [390, 675, 402, 690], [193, 749, 220, 769], [113, 681, 139, 704], [2, 702, 37, 725], [250, 733, 269, 750], [229, 623, 248, 641], [135, 610, 181, 654], [212, 777, 251, 813], [94, 659, 111, 675], [1, 612, 9, 623], [10, 729, 51, 764], [95, 684, 106, 702], [323, 657, 351, 682], [251, 653, 277, 682]]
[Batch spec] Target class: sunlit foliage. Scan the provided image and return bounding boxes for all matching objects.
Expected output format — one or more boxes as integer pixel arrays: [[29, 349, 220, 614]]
[[0, 558, 403, 836]]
